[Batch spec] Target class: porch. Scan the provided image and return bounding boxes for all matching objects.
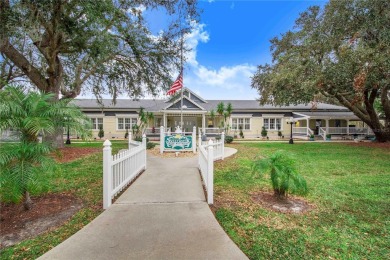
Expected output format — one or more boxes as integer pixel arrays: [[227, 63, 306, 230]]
[[292, 111, 373, 140]]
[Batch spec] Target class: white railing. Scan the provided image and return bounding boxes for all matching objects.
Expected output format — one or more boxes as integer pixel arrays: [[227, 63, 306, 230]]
[[103, 135, 147, 209], [319, 127, 326, 140], [204, 128, 223, 135], [325, 127, 372, 135], [198, 140, 214, 204], [292, 127, 308, 135], [198, 130, 225, 161]]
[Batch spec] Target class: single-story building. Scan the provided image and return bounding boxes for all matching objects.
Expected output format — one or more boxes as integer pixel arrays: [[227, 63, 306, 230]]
[[73, 88, 372, 141]]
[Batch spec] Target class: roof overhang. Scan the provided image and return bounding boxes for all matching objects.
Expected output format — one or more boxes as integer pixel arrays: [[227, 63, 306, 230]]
[[293, 111, 359, 120]]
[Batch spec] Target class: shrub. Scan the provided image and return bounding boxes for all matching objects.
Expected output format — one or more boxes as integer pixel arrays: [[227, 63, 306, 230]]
[[134, 136, 149, 143], [147, 142, 156, 149], [239, 126, 244, 138], [252, 150, 308, 199], [225, 135, 234, 143], [98, 126, 104, 139], [261, 126, 268, 137], [124, 128, 129, 139], [326, 134, 331, 139]]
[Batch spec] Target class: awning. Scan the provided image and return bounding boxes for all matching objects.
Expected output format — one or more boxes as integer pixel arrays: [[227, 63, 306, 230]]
[[293, 111, 359, 120]]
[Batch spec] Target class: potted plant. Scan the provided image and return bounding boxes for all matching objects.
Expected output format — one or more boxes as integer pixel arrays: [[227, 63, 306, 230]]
[[309, 134, 315, 141], [239, 125, 244, 139], [278, 129, 283, 139], [326, 134, 331, 141]]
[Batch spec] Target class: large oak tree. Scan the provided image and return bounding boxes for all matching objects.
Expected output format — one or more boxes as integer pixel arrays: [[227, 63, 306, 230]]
[[0, 0, 198, 146], [252, 0, 390, 142], [0, 0, 198, 98]]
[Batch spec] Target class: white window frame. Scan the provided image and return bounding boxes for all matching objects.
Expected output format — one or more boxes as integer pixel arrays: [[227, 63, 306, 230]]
[[90, 117, 103, 130], [231, 116, 251, 131], [117, 117, 138, 131], [262, 115, 284, 131]]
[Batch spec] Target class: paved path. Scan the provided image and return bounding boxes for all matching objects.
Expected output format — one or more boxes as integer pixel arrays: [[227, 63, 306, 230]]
[[40, 148, 247, 260]]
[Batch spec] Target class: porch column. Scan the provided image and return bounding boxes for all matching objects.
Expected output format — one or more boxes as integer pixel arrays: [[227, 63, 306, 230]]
[[306, 118, 310, 136], [163, 112, 167, 128], [202, 113, 206, 133], [347, 120, 350, 135], [326, 119, 329, 133]]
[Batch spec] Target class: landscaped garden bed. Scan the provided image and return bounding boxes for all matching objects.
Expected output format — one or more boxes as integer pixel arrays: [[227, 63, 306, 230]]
[[213, 142, 390, 259], [0, 140, 127, 259]]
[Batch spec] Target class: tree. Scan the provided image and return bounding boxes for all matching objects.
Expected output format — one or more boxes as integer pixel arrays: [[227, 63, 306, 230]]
[[216, 102, 233, 132], [209, 109, 216, 127], [251, 0, 390, 142], [0, 0, 199, 146], [0, 86, 91, 209], [261, 126, 268, 138], [252, 150, 308, 200]]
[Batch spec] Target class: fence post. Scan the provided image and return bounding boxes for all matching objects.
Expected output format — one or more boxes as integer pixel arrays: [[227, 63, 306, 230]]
[[198, 128, 202, 147], [192, 126, 197, 153], [103, 140, 112, 209], [207, 139, 214, 205], [221, 132, 225, 160], [128, 132, 132, 150], [160, 126, 164, 154], [142, 134, 147, 169]]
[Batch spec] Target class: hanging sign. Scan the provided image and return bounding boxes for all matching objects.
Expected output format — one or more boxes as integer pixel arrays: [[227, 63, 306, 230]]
[[164, 134, 192, 150]]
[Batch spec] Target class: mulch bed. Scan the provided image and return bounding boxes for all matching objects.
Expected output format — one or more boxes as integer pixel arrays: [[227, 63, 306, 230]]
[[0, 193, 83, 248], [1, 147, 100, 249], [51, 147, 101, 163], [251, 192, 313, 214]]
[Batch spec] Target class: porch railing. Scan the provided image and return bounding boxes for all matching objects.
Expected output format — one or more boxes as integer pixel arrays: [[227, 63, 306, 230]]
[[203, 127, 223, 135], [103, 135, 147, 209]]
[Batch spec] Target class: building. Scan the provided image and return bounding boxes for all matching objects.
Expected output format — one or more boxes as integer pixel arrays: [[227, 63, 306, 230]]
[[73, 88, 372, 140]]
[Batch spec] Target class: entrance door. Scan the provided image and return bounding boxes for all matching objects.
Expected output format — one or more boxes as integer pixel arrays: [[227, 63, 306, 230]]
[[169, 116, 197, 132], [315, 119, 322, 135]]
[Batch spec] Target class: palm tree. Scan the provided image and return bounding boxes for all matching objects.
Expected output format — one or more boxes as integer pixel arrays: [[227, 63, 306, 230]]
[[252, 150, 308, 200], [216, 102, 225, 128], [209, 109, 216, 127], [0, 86, 91, 209]]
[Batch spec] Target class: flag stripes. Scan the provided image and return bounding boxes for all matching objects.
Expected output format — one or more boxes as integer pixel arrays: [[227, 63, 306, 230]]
[[167, 71, 183, 95]]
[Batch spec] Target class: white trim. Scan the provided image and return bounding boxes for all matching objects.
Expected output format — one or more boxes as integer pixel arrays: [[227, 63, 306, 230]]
[[116, 116, 138, 131], [263, 117, 283, 131], [164, 96, 206, 111], [231, 114, 253, 118], [230, 117, 251, 131], [262, 114, 285, 118]]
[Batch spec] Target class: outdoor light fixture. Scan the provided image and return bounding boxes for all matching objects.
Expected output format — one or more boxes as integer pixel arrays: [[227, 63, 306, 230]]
[[65, 118, 71, 145], [287, 117, 297, 144]]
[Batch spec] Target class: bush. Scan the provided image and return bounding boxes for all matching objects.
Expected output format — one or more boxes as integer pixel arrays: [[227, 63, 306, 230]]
[[225, 135, 234, 143], [261, 126, 268, 137], [98, 126, 104, 139], [134, 136, 149, 143], [326, 134, 331, 139], [147, 142, 156, 149], [252, 150, 308, 199]]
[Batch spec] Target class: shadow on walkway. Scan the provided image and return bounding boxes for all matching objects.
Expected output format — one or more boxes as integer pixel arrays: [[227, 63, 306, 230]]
[[39, 148, 247, 259]]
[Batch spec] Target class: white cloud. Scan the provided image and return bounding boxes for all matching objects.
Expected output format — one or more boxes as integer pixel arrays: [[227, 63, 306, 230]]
[[181, 21, 258, 100]]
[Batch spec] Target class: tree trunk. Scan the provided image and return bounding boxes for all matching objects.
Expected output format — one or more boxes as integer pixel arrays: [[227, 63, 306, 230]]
[[274, 189, 287, 200], [23, 191, 33, 210]]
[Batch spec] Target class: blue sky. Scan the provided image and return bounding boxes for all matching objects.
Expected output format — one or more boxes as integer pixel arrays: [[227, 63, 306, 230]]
[[165, 0, 327, 100]]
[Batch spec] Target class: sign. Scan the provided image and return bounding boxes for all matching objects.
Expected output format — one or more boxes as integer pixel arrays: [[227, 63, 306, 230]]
[[164, 134, 192, 150]]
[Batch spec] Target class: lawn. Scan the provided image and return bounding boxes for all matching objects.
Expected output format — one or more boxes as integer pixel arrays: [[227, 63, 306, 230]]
[[214, 142, 390, 259], [0, 140, 128, 260]]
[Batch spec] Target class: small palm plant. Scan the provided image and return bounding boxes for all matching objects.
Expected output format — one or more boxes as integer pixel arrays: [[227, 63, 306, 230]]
[[252, 150, 308, 200], [0, 86, 92, 209]]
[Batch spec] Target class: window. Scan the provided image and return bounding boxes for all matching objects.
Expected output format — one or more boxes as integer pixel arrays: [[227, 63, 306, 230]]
[[231, 118, 250, 130], [263, 118, 282, 131], [91, 118, 103, 130], [117, 117, 137, 130]]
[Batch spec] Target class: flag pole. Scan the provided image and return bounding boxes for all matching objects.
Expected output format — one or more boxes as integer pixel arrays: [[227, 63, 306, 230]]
[[180, 32, 184, 132]]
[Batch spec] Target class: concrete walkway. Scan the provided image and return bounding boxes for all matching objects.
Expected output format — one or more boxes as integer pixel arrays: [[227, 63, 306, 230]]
[[40, 148, 247, 260]]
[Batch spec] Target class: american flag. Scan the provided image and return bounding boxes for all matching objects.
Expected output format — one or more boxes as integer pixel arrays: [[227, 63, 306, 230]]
[[167, 70, 183, 95]]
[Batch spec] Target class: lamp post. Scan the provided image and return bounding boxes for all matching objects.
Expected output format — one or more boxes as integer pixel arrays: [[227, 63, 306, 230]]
[[65, 118, 71, 145], [287, 117, 297, 144]]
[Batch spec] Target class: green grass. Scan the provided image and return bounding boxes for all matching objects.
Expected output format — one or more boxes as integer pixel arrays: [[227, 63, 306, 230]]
[[0, 141, 128, 259], [215, 142, 390, 259]]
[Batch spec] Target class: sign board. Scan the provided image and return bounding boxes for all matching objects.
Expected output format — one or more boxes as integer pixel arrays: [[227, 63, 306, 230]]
[[164, 134, 192, 150]]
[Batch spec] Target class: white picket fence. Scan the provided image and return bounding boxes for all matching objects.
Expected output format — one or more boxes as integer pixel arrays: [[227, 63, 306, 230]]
[[103, 135, 147, 209], [198, 133, 225, 205], [198, 140, 214, 204]]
